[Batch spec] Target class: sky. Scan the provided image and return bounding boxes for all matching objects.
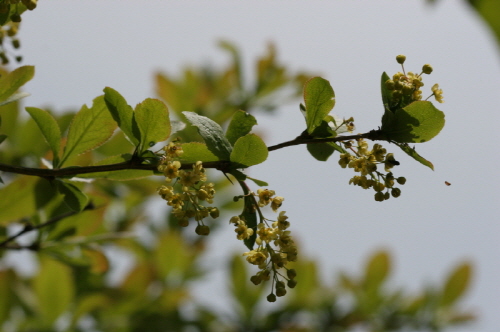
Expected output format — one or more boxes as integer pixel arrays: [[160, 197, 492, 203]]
[[7, 1, 500, 331]]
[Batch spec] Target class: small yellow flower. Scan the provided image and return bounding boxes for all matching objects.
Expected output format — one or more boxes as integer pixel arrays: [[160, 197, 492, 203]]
[[271, 196, 284, 212], [162, 160, 181, 182], [256, 188, 275, 207], [431, 84, 444, 103], [243, 249, 268, 267]]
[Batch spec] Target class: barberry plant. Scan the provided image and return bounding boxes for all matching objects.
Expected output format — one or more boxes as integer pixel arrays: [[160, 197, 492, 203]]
[[0, 54, 447, 301]]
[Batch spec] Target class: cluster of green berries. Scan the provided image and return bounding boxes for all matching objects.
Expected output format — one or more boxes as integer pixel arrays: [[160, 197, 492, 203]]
[[157, 142, 219, 235], [233, 189, 298, 301], [385, 55, 444, 107], [339, 139, 406, 202]]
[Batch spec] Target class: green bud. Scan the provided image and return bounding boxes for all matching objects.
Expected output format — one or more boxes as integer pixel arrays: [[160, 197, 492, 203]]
[[385, 79, 395, 90], [396, 177, 406, 185], [396, 55, 406, 64], [195, 225, 210, 236], [287, 269, 297, 279], [422, 64, 433, 74], [384, 192, 391, 200], [209, 207, 219, 219], [10, 14, 21, 23], [287, 279, 297, 288], [391, 188, 402, 198], [374, 192, 385, 202], [250, 275, 262, 285], [276, 287, 287, 297], [267, 293, 276, 302], [11, 38, 20, 49], [178, 218, 189, 227]]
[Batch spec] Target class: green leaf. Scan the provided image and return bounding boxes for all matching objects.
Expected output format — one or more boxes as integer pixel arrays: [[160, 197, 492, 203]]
[[55, 180, 88, 212], [309, 117, 337, 138], [103, 87, 140, 146], [179, 142, 219, 163], [238, 181, 257, 250], [230, 134, 268, 167], [363, 250, 391, 291], [229, 254, 262, 319], [381, 101, 445, 143], [183, 111, 232, 160], [307, 142, 336, 161], [380, 71, 392, 111], [440, 262, 472, 307], [396, 143, 434, 170], [246, 176, 268, 187], [25, 107, 62, 165], [303, 77, 335, 134], [60, 96, 117, 167], [0, 177, 58, 225], [134, 98, 170, 153], [0, 66, 34, 104], [34, 255, 75, 327], [225, 110, 258, 145], [76, 154, 155, 181]]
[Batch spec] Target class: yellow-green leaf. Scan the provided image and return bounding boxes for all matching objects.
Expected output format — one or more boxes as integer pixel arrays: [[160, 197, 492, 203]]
[[0, 66, 34, 104], [25, 107, 61, 165], [440, 262, 472, 307], [34, 256, 75, 326], [60, 96, 117, 167], [134, 98, 171, 153]]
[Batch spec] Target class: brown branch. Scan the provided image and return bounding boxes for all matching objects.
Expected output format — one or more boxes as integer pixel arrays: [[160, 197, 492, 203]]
[[0, 202, 95, 250], [0, 130, 385, 179], [267, 130, 384, 151]]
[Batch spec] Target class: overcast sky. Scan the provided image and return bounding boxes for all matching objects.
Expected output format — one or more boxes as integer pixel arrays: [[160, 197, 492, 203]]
[[7, 1, 500, 331]]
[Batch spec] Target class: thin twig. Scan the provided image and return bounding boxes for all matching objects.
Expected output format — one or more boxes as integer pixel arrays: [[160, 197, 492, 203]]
[[0, 202, 95, 250]]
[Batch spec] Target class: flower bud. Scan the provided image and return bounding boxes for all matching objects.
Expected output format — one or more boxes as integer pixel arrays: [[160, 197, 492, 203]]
[[391, 188, 402, 198], [396, 177, 406, 185], [422, 64, 433, 74], [250, 275, 262, 285], [287, 269, 297, 279], [267, 293, 276, 302], [287, 279, 297, 288], [396, 55, 406, 64], [195, 225, 210, 236], [385, 79, 395, 90], [276, 287, 287, 297]]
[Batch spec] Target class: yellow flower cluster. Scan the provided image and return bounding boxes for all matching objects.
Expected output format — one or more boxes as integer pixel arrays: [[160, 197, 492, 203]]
[[157, 142, 219, 234], [231, 190, 297, 302], [385, 55, 444, 106], [339, 139, 406, 202]]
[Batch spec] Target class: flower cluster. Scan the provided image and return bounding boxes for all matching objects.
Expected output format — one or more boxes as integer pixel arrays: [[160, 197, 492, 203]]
[[230, 189, 298, 302], [339, 139, 406, 202], [385, 55, 444, 107], [157, 142, 219, 234]]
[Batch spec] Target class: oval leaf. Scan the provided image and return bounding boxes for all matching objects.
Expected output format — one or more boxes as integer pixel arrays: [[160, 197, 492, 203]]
[[225, 110, 257, 145], [0, 65, 34, 103], [60, 96, 117, 167], [363, 250, 391, 291], [179, 142, 219, 163], [25, 107, 61, 165], [34, 256, 75, 326], [230, 134, 268, 167], [381, 101, 445, 143], [134, 98, 170, 153], [304, 77, 335, 134], [183, 111, 232, 160], [103, 87, 140, 146], [440, 262, 472, 307], [55, 180, 88, 212]]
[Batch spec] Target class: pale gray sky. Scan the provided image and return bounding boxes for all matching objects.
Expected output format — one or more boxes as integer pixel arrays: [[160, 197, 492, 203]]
[[8, 1, 500, 331]]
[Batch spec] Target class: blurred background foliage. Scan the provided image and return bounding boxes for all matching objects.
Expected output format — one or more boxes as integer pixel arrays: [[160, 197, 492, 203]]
[[0, 0, 492, 331]]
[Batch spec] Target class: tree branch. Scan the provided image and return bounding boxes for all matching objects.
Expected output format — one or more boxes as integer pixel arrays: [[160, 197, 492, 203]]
[[0, 202, 96, 250]]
